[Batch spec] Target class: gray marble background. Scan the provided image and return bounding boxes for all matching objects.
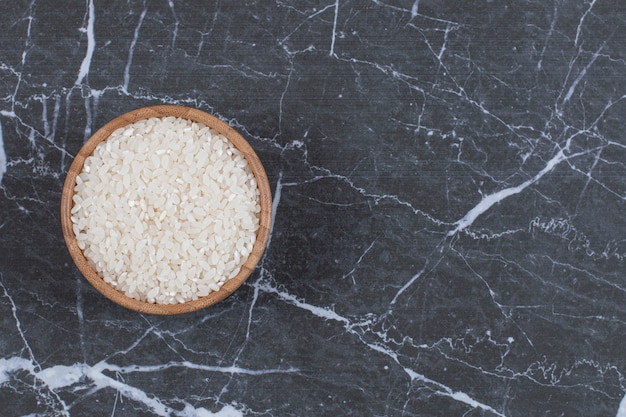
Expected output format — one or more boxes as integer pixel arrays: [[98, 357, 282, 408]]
[[1, 1, 625, 416]]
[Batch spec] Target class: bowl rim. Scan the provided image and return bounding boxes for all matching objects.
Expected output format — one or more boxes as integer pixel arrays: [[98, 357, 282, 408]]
[[60, 105, 272, 315]]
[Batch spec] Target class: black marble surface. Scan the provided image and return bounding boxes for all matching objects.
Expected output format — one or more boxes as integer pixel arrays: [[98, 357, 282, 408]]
[[1, 1, 625, 416]]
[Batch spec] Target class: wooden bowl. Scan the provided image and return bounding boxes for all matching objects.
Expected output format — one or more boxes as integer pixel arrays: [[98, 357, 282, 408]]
[[60, 105, 272, 315]]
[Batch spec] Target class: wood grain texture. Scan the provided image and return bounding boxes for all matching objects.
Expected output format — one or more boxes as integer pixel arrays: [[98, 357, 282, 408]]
[[60, 105, 272, 315]]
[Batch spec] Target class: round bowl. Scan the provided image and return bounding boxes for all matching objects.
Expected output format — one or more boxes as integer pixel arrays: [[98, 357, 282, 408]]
[[61, 105, 272, 315]]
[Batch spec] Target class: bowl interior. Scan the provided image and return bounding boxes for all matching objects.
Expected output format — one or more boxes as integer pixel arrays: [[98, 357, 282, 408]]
[[61, 105, 272, 315]]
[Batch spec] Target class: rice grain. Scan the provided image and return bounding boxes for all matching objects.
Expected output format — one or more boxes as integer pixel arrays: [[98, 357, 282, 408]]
[[71, 117, 261, 304]]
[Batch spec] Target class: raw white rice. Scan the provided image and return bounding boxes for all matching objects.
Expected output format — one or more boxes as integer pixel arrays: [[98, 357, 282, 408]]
[[70, 116, 261, 304]]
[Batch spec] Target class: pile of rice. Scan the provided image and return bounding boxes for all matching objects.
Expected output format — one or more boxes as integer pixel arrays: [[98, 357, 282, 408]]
[[70, 116, 261, 304]]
